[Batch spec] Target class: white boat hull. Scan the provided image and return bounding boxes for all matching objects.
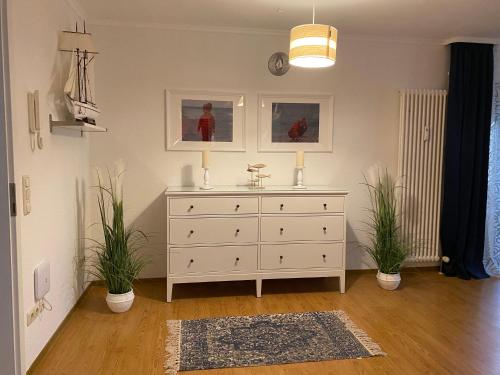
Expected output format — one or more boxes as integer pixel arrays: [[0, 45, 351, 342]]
[[66, 96, 100, 120]]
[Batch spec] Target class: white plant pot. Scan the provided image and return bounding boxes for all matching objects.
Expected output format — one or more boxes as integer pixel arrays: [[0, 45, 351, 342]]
[[106, 290, 135, 313], [376, 271, 401, 291]]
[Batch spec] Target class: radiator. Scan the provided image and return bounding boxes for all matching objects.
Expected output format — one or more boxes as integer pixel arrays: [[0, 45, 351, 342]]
[[398, 89, 447, 262]]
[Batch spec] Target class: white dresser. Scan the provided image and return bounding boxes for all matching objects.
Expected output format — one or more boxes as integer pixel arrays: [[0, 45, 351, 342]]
[[165, 186, 348, 302]]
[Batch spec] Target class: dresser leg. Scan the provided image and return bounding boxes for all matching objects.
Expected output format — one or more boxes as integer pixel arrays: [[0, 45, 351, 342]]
[[339, 273, 346, 293], [167, 279, 173, 302], [256, 279, 262, 298]]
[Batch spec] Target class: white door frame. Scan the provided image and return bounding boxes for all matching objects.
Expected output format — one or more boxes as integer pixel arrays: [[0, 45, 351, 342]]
[[0, 0, 22, 373]]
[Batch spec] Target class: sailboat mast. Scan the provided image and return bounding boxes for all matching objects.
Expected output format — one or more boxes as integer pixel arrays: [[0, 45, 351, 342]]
[[82, 21, 88, 103], [73, 22, 82, 102], [76, 49, 82, 102], [84, 53, 88, 103]]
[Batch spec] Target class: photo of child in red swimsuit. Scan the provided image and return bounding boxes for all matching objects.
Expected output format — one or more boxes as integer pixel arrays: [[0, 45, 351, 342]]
[[288, 117, 308, 141], [271, 103, 320, 143], [197, 103, 215, 141], [181, 99, 233, 142]]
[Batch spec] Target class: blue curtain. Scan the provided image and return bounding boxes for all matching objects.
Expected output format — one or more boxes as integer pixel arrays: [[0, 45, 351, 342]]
[[484, 76, 500, 276], [440, 43, 493, 279]]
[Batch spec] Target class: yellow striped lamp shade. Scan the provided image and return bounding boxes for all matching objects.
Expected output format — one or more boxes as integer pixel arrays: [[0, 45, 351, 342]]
[[289, 24, 337, 68]]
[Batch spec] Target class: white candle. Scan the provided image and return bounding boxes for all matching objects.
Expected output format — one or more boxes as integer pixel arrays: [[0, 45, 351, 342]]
[[296, 151, 304, 168], [202, 150, 209, 169]]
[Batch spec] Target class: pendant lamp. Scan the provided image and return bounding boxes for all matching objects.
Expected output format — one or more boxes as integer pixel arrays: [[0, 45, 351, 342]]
[[289, 4, 337, 68]]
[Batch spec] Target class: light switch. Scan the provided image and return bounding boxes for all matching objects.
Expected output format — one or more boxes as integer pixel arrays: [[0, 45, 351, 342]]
[[22, 175, 31, 215]]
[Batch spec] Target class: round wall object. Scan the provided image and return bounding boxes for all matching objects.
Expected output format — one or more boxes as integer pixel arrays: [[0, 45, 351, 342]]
[[268, 52, 290, 76]]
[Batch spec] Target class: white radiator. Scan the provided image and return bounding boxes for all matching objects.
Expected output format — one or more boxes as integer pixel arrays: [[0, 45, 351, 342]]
[[398, 89, 447, 262]]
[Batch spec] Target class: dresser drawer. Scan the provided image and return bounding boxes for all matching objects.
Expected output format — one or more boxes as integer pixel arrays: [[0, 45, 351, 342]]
[[261, 196, 344, 214], [170, 217, 258, 245], [260, 243, 343, 270], [170, 245, 257, 275], [169, 196, 258, 216], [261, 215, 343, 242]]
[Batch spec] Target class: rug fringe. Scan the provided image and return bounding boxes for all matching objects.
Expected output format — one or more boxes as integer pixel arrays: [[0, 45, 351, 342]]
[[334, 310, 386, 356], [165, 320, 181, 375]]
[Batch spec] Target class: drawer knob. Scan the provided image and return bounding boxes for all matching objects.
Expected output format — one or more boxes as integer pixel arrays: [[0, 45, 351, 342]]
[[280, 204, 284, 210], [189, 259, 194, 263], [235, 204, 240, 210], [279, 255, 284, 262], [323, 254, 326, 259], [280, 228, 284, 234], [323, 227, 327, 232], [189, 205, 194, 211], [189, 230, 194, 235], [236, 229, 240, 234], [323, 203, 327, 209], [236, 257, 240, 262]]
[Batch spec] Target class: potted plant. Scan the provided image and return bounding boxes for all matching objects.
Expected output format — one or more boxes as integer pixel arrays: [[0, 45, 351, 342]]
[[362, 167, 408, 290], [88, 168, 148, 313]]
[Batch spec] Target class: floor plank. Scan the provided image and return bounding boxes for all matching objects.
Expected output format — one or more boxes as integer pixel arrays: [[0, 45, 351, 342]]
[[29, 269, 500, 375]]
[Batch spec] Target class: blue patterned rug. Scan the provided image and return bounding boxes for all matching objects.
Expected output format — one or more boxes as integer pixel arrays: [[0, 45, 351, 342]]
[[165, 310, 385, 374]]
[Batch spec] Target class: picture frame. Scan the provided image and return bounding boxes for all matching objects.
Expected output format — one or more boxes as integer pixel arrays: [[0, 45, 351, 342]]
[[166, 89, 246, 151], [258, 93, 334, 152]]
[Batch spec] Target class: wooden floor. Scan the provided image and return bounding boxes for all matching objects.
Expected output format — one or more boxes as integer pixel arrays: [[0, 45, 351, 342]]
[[30, 269, 500, 375]]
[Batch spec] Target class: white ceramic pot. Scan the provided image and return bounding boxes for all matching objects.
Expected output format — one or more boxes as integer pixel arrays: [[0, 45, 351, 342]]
[[376, 271, 401, 290], [106, 290, 135, 313]]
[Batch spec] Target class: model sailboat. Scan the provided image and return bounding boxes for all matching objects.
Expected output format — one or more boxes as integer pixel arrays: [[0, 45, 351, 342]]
[[59, 22, 100, 124]]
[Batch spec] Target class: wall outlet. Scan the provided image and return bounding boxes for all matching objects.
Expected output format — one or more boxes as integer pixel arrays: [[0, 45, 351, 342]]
[[26, 301, 44, 326]]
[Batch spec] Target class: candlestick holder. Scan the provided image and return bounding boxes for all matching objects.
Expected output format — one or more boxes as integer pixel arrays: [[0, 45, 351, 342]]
[[200, 168, 214, 190], [293, 167, 307, 189]]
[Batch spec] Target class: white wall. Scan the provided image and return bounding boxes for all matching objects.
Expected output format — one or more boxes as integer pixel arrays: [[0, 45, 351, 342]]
[[90, 25, 448, 277], [8, 0, 90, 369]]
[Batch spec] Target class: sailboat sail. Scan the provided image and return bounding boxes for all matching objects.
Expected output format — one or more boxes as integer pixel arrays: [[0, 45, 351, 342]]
[[64, 50, 78, 101]]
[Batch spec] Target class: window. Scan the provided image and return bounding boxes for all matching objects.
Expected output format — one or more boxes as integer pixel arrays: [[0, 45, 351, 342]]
[[484, 80, 500, 276]]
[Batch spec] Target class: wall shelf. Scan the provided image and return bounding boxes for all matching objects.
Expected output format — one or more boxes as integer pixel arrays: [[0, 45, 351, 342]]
[[49, 114, 107, 136]]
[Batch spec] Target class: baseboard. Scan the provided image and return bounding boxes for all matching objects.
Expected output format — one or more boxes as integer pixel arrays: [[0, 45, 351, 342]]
[[26, 282, 94, 374], [347, 266, 439, 274]]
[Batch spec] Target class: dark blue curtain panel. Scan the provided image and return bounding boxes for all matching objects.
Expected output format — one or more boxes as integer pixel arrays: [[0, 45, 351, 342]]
[[440, 43, 493, 279]]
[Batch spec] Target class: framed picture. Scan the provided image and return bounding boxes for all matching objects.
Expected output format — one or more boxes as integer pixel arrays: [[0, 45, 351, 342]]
[[166, 90, 246, 151], [258, 93, 334, 152]]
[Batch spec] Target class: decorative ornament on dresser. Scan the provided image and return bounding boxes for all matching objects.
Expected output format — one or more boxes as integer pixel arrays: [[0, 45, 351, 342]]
[[268, 52, 290, 76], [247, 163, 270, 189], [362, 165, 409, 290], [200, 150, 214, 190], [88, 164, 149, 313], [165, 186, 348, 302], [293, 151, 306, 189]]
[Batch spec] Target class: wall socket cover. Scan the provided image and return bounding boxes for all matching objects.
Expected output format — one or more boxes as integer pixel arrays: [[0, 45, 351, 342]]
[[26, 301, 44, 326], [34, 260, 50, 300]]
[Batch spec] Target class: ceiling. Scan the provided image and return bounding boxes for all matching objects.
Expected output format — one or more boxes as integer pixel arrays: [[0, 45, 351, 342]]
[[77, 0, 500, 41]]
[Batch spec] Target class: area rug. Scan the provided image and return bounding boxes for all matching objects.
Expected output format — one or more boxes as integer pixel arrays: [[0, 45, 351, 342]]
[[165, 310, 385, 374]]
